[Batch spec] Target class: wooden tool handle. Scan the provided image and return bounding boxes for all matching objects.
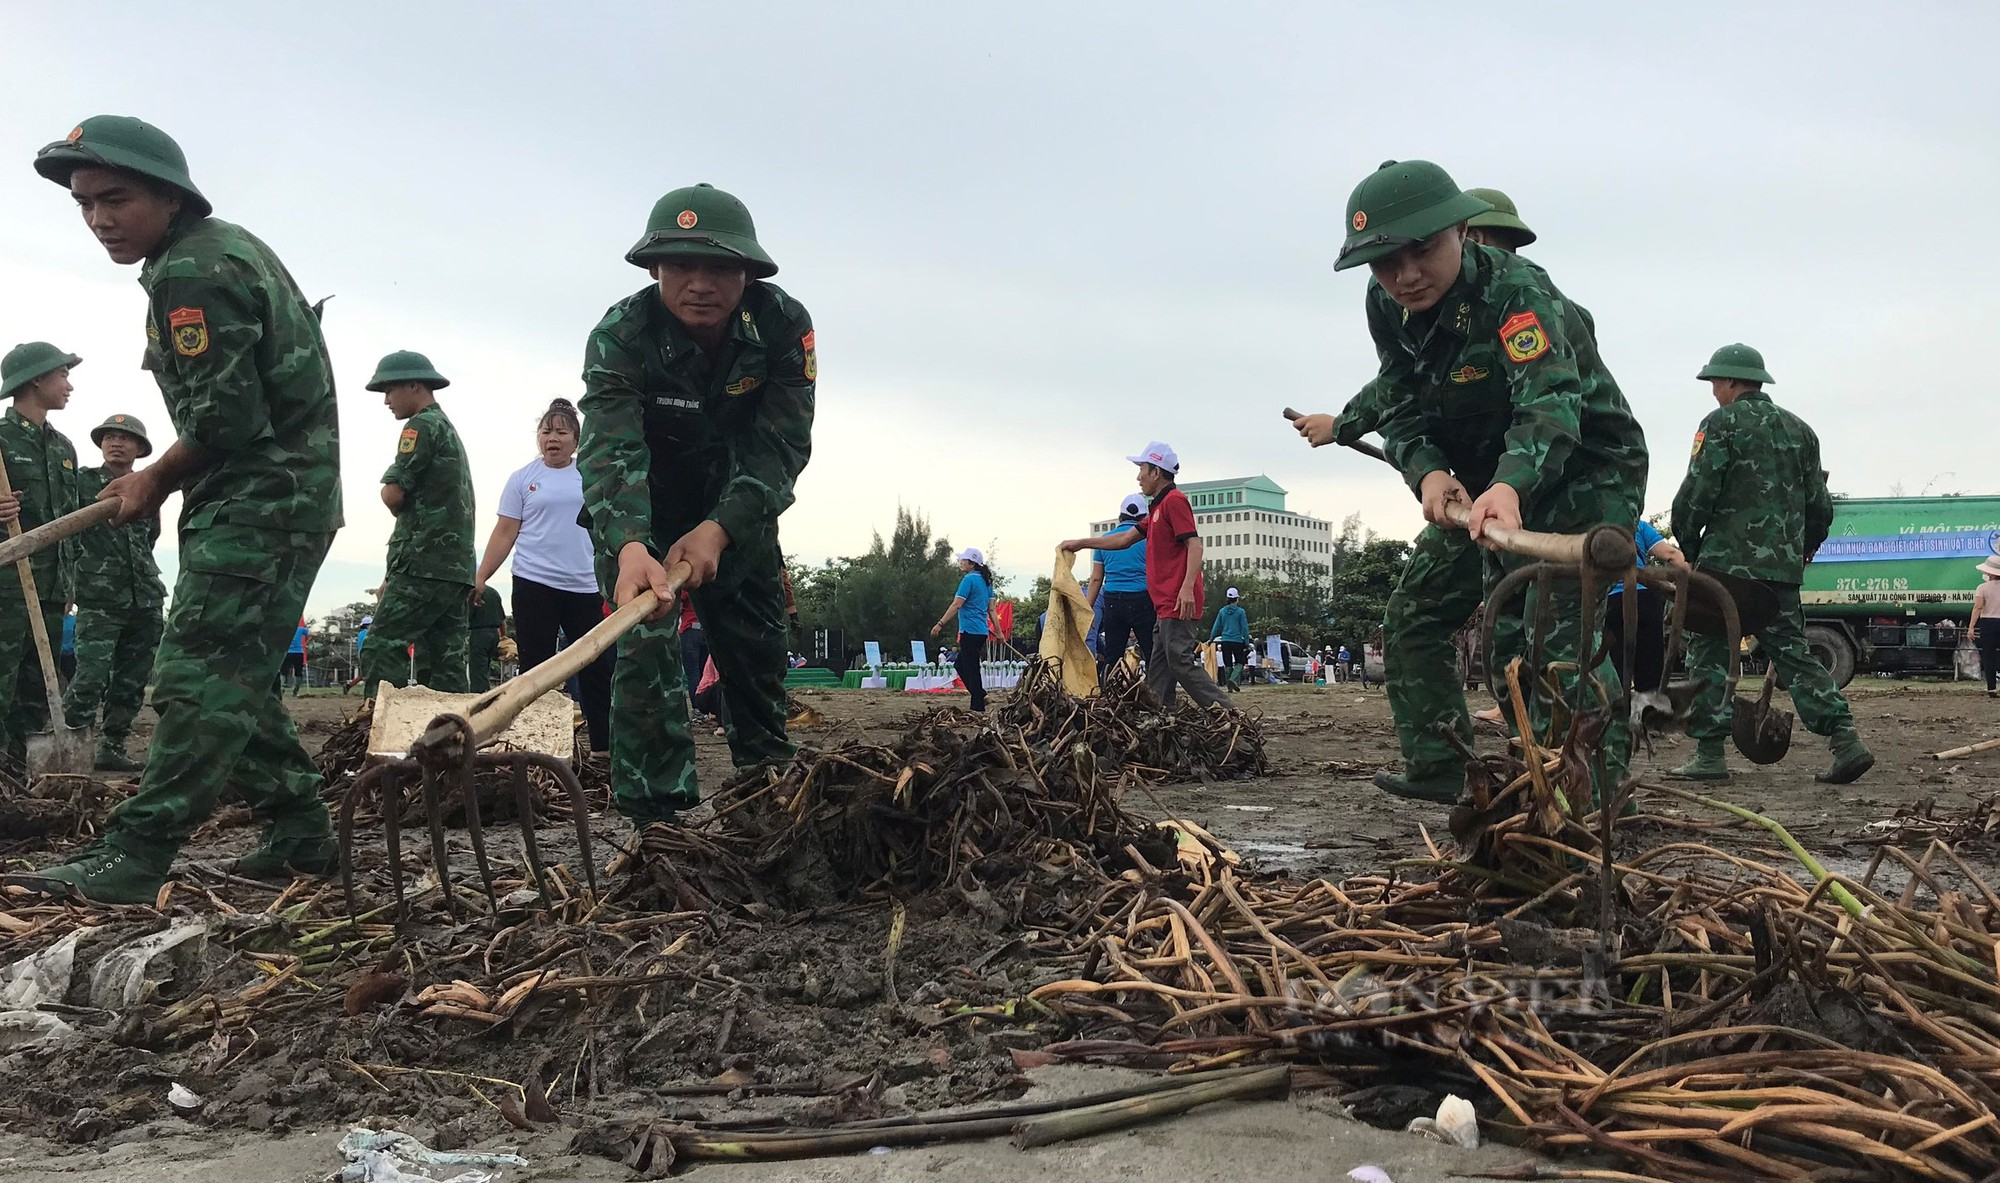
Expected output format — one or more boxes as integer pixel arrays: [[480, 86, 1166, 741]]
[[0, 456, 68, 728], [1279, 407, 1391, 464], [422, 560, 693, 752], [0, 499, 121, 569]]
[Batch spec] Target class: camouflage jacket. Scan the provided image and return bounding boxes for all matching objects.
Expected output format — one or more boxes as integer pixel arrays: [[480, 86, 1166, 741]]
[[580, 281, 815, 558], [381, 403, 475, 585], [140, 216, 342, 535], [71, 465, 164, 608], [1670, 392, 1832, 583], [0, 406, 78, 603], [1334, 242, 1646, 526], [469, 584, 505, 630]]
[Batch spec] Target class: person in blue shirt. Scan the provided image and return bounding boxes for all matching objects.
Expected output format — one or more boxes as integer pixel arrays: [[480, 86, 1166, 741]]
[[1209, 588, 1251, 689], [284, 618, 310, 697], [1607, 519, 1687, 697], [60, 610, 77, 685], [342, 616, 373, 695], [932, 547, 994, 711], [1085, 494, 1152, 679]]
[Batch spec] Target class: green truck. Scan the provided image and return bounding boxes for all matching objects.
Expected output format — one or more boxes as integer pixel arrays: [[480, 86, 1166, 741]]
[[1797, 495, 2000, 687]]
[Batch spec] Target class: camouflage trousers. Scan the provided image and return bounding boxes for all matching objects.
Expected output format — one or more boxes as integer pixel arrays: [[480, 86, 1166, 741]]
[[466, 627, 500, 693], [611, 541, 791, 821], [1686, 582, 1854, 743], [363, 573, 470, 696], [0, 594, 68, 770], [103, 528, 334, 851], [1384, 486, 1637, 793], [62, 602, 165, 744], [1382, 525, 1523, 779]]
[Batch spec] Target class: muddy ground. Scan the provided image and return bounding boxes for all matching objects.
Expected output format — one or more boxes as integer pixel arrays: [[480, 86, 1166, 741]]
[[3, 677, 1998, 1182]]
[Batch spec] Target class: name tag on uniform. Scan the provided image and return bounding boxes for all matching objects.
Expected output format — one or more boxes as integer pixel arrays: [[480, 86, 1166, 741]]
[[653, 396, 701, 412]]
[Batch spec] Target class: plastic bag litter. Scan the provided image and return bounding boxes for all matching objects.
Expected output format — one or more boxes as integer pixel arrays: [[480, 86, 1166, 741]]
[[1348, 1168, 1395, 1183], [1404, 1093, 1479, 1149], [1039, 550, 1099, 697], [88, 919, 213, 1011], [336, 1128, 528, 1183], [0, 1010, 76, 1051], [0, 929, 91, 1010]]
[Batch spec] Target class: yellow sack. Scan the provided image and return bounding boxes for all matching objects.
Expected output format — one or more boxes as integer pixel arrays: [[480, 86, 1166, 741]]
[[1200, 641, 1218, 683], [1039, 550, 1100, 696]]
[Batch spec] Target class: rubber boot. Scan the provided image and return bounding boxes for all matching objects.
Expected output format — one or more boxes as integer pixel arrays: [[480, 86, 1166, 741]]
[[227, 811, 339, 880], [17, 837, 174, 905], [1371, 769, 1462, 804], [1815, 727, 1875, 785], [1668, 739, 1731, 781], [94, 739, 144, 774]]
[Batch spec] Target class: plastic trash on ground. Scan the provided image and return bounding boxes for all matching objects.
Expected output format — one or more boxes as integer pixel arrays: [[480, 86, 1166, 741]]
[[1348, 1168, 1395, 1183], [337, 1127, 528, 1183], [1404, 1093, 1479, 1149]]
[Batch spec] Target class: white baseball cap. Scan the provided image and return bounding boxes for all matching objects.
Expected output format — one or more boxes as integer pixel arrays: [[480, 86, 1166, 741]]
[[1125, 441, 1180, 473], [1118, 493, 1147, 518], [360, 615, 374, 625], [955, 547, 985, 565], [1226, 587, 1240, 599]]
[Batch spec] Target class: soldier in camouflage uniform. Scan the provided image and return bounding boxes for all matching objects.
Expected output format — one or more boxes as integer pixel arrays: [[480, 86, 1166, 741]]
[[1669, 344, 1872, 784], [1294, 161, 1647, 804], [62, 413, 166, 773], [581, 183, 814, 824], [466, 585, 505, 692], [0, 342, 82, 776], [361, 351, 474, 697], [19, 115, 343, 903]]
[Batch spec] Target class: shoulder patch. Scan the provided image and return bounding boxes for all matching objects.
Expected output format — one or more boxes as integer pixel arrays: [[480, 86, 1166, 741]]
[[168, 306, 209, 357], [399, 427, 419, 455], [1690, 430, 1705, 459], [1499, 311, 1548, 363], [801, 330, 817, 382]]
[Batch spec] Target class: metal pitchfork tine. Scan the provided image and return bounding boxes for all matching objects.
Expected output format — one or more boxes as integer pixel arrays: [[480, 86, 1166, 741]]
[[337, 561, 688, 922]]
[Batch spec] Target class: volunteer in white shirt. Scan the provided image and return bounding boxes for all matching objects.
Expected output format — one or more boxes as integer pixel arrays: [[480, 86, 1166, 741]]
[[472, 398, 611, 748]]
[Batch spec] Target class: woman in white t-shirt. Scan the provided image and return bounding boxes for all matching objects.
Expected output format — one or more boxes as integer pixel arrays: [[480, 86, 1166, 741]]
[[473, 399, 612, 747]]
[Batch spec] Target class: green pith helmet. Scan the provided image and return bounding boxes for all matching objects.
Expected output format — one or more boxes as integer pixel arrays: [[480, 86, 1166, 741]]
[[1464, 187, 1537, 247], [625, 183, 777, 277], [1696, 343, 1775, 385], [1335, 160, 1491, 272], [0, 341, 82, 400], [365, 350, 451, 392], [33, 116, 211, 219], [90, 413, 153, 457]]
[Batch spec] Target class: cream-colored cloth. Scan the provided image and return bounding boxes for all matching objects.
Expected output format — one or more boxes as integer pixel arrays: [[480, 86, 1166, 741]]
[[1039, 550, 1101, 696]]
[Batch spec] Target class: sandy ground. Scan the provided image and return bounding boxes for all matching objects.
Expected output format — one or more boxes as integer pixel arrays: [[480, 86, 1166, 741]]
[[7, 676, 1998, 1182]]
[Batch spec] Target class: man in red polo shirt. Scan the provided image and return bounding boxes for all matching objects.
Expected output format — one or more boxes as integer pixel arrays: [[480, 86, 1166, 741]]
[[1061, 441, 1232, 710]]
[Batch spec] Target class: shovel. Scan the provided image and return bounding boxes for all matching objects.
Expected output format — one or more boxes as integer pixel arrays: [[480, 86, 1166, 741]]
[[0, 456, 95, 775], [1732, 671, 1794, 765]]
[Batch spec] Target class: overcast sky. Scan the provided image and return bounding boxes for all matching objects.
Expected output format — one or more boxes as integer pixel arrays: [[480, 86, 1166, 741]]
[[3, 2, 1994, 618]]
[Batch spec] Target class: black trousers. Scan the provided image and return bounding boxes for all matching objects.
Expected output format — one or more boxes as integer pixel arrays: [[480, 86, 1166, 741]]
[[956, 632, 988, 711], [1979, 618, 2000, 692], [1604, 587, 1667, 693], [1096, 591, 1156, 677], [1217, 640, 1249, 685], [513, 575, 613, 750]]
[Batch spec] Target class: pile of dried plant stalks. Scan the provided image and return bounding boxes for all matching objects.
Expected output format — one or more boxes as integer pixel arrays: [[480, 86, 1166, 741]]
[[1019, 663, 2000, 1182], [997, 659, 1269, 785], [0, 772, 122, 848]]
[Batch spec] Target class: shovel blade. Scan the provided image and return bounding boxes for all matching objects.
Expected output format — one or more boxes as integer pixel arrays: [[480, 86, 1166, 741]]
[[1732, 697, 1794, 764], [26, 725, 97, 777]]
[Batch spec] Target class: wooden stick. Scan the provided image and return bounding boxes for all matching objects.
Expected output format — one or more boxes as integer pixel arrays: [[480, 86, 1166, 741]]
[[413, 560, 690, 754], [0, 455, 72, 737], [1934, 736, 2000, 760], [1011, 1065, 1290, 1148], [0, 499, 120, 568]]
